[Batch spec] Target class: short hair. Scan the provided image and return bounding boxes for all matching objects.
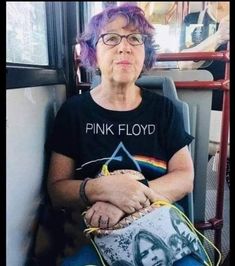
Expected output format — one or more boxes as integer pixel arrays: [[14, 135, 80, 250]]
[[168, 233, 185, 247], [133, 229, 172, 266], [111, 260, 133, 266], [78, 3, 157, 70]]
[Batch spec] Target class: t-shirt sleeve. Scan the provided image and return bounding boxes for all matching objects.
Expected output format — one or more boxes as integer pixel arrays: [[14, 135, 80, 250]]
[[162, 98, 194, 161], [45, 101, 78, 159]]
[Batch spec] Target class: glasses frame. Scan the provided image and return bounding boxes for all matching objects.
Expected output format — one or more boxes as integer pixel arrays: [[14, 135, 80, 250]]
[[96, 33, 148, 47]]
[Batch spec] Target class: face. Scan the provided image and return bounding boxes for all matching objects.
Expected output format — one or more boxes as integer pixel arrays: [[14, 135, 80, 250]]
[[209, 2, 229, 19], [96, 16, 145, 85], [139, 238, 167, 266], [171, 237, 184, 253], [173, 219, 189, 235]]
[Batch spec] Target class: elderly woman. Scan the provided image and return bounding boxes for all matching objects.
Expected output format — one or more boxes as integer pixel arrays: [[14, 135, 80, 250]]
[[47, 3, 196, 266]]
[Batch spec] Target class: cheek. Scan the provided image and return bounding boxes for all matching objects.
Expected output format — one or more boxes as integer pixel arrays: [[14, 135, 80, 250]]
[[96, 48, 113, 69], [137, 49, 145, 66]]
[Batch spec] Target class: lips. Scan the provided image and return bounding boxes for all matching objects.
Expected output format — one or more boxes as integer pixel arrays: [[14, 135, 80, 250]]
[[116, 60, 131, 65]]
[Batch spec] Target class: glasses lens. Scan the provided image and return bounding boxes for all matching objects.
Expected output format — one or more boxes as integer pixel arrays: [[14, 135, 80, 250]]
[[103, 33, 120, 45], [127, 34, 145, 45]]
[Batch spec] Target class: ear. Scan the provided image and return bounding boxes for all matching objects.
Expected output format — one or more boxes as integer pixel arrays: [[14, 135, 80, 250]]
[[95, 68, 101, 76]]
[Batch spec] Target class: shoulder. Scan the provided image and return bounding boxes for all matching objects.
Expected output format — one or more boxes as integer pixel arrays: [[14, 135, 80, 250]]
[[142, 88, 172, 102], [59, 91, 90, 112], [183, 12, 200, 25], [141, 88, 174, 110]]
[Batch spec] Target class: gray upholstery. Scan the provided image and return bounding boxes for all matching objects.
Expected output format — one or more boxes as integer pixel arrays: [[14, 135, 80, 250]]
[[91, 75, 194, 221]]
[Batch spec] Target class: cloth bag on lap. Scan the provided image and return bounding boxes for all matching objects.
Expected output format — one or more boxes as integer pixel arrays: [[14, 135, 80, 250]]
[[84, 201, 219, 266]]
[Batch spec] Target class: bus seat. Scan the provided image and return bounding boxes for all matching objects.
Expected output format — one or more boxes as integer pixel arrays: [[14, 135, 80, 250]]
[[91, 75, 194, 222], [145, 69, 214, 223]]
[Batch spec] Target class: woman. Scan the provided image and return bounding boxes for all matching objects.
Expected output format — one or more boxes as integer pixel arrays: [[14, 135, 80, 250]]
[[178, 2, 229, 111], [47, 3, 195, 265], [133, 230, 173, 266]]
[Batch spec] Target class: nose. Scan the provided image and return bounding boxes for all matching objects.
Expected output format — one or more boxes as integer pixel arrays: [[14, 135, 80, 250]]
[[148, 249, 158, 261], [117, 37, 132, 54]]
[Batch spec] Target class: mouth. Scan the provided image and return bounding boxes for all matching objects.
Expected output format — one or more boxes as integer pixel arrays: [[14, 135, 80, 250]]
[[152, 261, 163, 266], [116, 60, 132, 65]]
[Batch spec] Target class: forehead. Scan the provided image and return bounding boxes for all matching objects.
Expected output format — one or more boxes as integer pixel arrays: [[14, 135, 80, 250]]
[[139, 238, 153, 250], [102, 15, 138, 33]]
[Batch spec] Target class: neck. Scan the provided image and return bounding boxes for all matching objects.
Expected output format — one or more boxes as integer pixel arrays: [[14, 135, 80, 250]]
[[91, 81, 142, 111]]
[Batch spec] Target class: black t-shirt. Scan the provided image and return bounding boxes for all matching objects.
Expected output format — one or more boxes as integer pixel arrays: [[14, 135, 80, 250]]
[[180, 11, 228, 111], [46, 89, 194, 181]]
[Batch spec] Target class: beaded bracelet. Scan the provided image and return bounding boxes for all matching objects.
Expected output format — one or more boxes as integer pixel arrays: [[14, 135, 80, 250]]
[[79, 178, 91, 206]]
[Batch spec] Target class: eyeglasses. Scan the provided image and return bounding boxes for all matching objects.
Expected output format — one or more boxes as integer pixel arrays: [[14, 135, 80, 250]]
[[96, 33, 148, 46]]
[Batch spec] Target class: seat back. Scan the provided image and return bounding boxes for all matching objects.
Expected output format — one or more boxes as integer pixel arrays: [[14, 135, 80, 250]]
[[91, 75, 194, 221]]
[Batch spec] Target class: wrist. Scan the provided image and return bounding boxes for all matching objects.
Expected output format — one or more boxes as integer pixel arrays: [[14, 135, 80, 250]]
[[85, 176, 108, 204], [79, 178, 91, 206]]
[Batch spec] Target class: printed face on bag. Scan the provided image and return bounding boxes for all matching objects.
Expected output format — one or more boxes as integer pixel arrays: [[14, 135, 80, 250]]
[[170, 208, 190, 237], [168, 234, 191, 260], [139, 238, 168, 266]]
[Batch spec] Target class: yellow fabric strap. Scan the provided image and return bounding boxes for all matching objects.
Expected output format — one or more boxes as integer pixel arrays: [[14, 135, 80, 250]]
[[153, 200, 222, 266], [84, 227, 99, 234], [90, 238, 107, 266], [101, 164, 110, 176]]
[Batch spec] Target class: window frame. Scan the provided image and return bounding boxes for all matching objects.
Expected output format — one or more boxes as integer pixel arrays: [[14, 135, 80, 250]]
[[6, 2, 67, 89]]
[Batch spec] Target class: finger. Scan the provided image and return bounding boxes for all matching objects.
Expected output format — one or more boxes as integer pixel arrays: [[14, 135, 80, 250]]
[[98, 216, 109, 229], [134, 201, 143, 211], [141, 198, 151, 208], [90, 212, 101, 227], [84, 208, 95, 225], [144, 188, 156, 203], [125, 206, 136, 214]]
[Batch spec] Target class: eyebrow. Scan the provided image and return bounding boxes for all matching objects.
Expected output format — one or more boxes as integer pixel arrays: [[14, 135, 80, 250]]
[[104, 27, 138, 33]]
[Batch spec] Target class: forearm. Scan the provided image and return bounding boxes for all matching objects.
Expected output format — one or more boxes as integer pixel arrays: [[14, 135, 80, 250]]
[[85, 174, 156, 213], [148, 169, 194, 203], [178, 33, 219, 70], [48, 179, 84, 210]]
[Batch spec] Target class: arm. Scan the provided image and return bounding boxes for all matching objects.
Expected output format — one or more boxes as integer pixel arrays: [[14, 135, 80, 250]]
[[47, 152, 82, 210], [148, 146, 194, 203], [84, 201, 126, 228], [84, 146, 193, 228], [85, 173, 156, 213], [48, 152, 156, 213], [84, 170, 153, 228], [178, 15, 229, 70]]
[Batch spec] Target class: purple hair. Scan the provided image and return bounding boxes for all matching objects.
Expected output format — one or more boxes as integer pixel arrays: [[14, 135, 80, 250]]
[[78, 4, 157, 70]]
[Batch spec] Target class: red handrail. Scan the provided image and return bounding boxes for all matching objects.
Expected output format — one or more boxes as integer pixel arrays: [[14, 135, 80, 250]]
[[175, 80, 229, 91], [156, 51, 230, 62], [214, 44, 230, 253], [155, 49, 230, 253]]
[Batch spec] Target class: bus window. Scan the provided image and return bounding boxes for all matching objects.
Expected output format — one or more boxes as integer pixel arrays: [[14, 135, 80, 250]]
[[6, 2, 49, 66]]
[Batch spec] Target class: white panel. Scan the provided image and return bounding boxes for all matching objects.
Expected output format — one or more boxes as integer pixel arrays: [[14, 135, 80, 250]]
[[189, 2, 204, 13], [6, 85, 66, 266]]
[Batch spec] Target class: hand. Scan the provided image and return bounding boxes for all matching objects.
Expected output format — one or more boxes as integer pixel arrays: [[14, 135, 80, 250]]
[[84, 201, 125, 228], [216, 15, 230, 45], [99, 173, 155, 214]]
